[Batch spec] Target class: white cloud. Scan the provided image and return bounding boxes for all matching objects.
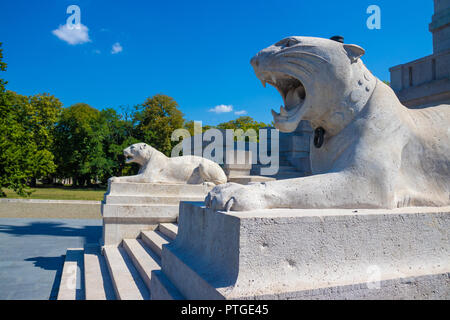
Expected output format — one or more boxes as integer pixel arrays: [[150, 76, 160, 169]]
[[209, 104, 233, 113], [234, 110, 248, 115], [111, 42, 123, 54], [52, 24, 91, 45]]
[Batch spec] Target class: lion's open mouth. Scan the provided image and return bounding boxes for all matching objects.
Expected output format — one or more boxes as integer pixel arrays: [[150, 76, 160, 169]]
[[257, 71, 306, 125], [124, 151, 134, 163]]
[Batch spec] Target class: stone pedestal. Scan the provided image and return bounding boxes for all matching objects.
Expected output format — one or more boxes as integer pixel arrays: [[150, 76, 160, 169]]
[[101, 182, 211, 246], [154, 202, 450, 299], [279, 121, 312, 175], [223, 150, 253, 178], [223, 150, 275, 185]]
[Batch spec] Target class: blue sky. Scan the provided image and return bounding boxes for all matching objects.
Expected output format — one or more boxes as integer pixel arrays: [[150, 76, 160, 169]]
[[0, 0, 434, 125]]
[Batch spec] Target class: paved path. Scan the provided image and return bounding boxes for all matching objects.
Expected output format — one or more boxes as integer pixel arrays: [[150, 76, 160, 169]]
[[0, 218, 102, 300], [0, 200, 101, 219]]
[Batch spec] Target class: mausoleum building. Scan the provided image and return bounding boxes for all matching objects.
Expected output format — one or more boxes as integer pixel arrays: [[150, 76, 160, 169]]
[[390, 0, 450, 107]]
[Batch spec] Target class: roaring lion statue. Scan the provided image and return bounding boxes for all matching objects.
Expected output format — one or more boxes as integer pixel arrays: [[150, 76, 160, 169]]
[[110, 143, 227, 185], [206, 36, 450, 211]]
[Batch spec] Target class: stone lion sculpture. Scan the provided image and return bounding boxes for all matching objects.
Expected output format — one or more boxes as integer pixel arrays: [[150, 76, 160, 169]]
[[206, 36, 450, 211], [110, 143, 227, 185]]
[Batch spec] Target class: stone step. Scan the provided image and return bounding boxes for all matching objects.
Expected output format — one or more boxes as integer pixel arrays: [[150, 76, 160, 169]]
[[104, 195, 205, 205], [158, 223, 178, 240], [103, 246, 150, 300], [150, 270, 185, 300], [122, 239, 161, 292], [57, 248, 84, 300], [107, 182, 211, 197], [158, 246, 225, 299], [84, 244, 115, 300], [140, 231, 170, 258]]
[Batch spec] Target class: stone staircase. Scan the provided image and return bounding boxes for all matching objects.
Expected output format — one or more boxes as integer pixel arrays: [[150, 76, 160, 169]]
[[102, 182, 211, 246], [57, 223, 182, 300]]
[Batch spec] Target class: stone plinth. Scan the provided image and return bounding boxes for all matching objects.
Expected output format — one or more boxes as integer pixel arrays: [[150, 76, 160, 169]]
[[155, 202, 450, 299], [223, 150, 253, 178], [101, 182, 211, 246]]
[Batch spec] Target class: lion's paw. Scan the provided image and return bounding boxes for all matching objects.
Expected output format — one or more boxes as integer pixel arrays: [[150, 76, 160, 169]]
[[205, 182, 268, 212], [108, 177, 119, 184]]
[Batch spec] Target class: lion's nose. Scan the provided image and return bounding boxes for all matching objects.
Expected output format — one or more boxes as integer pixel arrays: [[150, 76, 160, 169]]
[[250, 56, 259, 68]]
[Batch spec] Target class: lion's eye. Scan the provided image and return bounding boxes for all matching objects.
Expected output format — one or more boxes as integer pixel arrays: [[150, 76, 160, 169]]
[[275, 38, 300, 48]]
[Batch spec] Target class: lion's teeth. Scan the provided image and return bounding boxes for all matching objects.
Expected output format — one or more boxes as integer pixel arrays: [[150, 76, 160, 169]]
[[260, 79, 266, 88], [272, 109, 288, 121], [271, 75, 277, 84], [272, 109, 281, 119]]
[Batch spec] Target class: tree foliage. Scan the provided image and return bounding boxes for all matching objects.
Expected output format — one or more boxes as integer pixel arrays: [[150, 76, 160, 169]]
[[216, 116, 270, 141], [184, 120, 214, 137], [216, 116, 269, 132], [134, 94, 185, 156], [0, 91, 62, 195], [54, 103, 104, 186], [100, 108, 140, 181], [0, 41, 270, 196], [0, 42, 6, 93], [0, 43, 64, 196]]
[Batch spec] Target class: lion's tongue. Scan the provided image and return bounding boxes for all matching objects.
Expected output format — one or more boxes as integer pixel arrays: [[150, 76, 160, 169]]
[[285, 86, 304, 110]]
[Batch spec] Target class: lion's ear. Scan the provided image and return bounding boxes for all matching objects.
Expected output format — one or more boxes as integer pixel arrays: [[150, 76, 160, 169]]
[[140, 144, 147, 150], [344, 44, 365, 62]]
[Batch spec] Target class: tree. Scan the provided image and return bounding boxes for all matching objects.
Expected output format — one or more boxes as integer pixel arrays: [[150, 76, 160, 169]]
[[54, 103, 105, 187], [184, 120, 214, 137], [27, 93, 62, 186], [0, 43, 63, 196], [99, 108, 140, 183], [216, 116, 269, 131], [0, 91, 35, 196], [134, 94, 185, 156], [0, 43, 6, 93], [0, 91, 62, 194], [216, 116, 270, 141]]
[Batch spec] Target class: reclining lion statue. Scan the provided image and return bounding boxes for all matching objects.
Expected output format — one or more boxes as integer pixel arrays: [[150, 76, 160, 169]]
[[110, 143, 227, 185], [206, 36, 450, 211]]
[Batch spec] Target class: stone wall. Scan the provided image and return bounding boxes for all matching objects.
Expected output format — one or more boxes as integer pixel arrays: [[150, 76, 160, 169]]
[[389, 51, 450, 107], [432, 0, 450, 54]]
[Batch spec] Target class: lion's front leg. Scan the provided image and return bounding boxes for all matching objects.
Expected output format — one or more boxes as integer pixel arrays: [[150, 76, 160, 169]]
[[109, 174, 151, 184], [206, 182, 282, 211], [206, 172, 390, 211]]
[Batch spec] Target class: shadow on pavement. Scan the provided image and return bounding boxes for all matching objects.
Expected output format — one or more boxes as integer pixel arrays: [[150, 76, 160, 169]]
[[25, 256, 65, 300], [0, 220, 102, 300], [0, 221, 101, 244]]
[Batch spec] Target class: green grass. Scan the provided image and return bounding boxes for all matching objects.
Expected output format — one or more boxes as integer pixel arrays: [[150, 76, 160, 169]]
[[3, 186, 107, 201]]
